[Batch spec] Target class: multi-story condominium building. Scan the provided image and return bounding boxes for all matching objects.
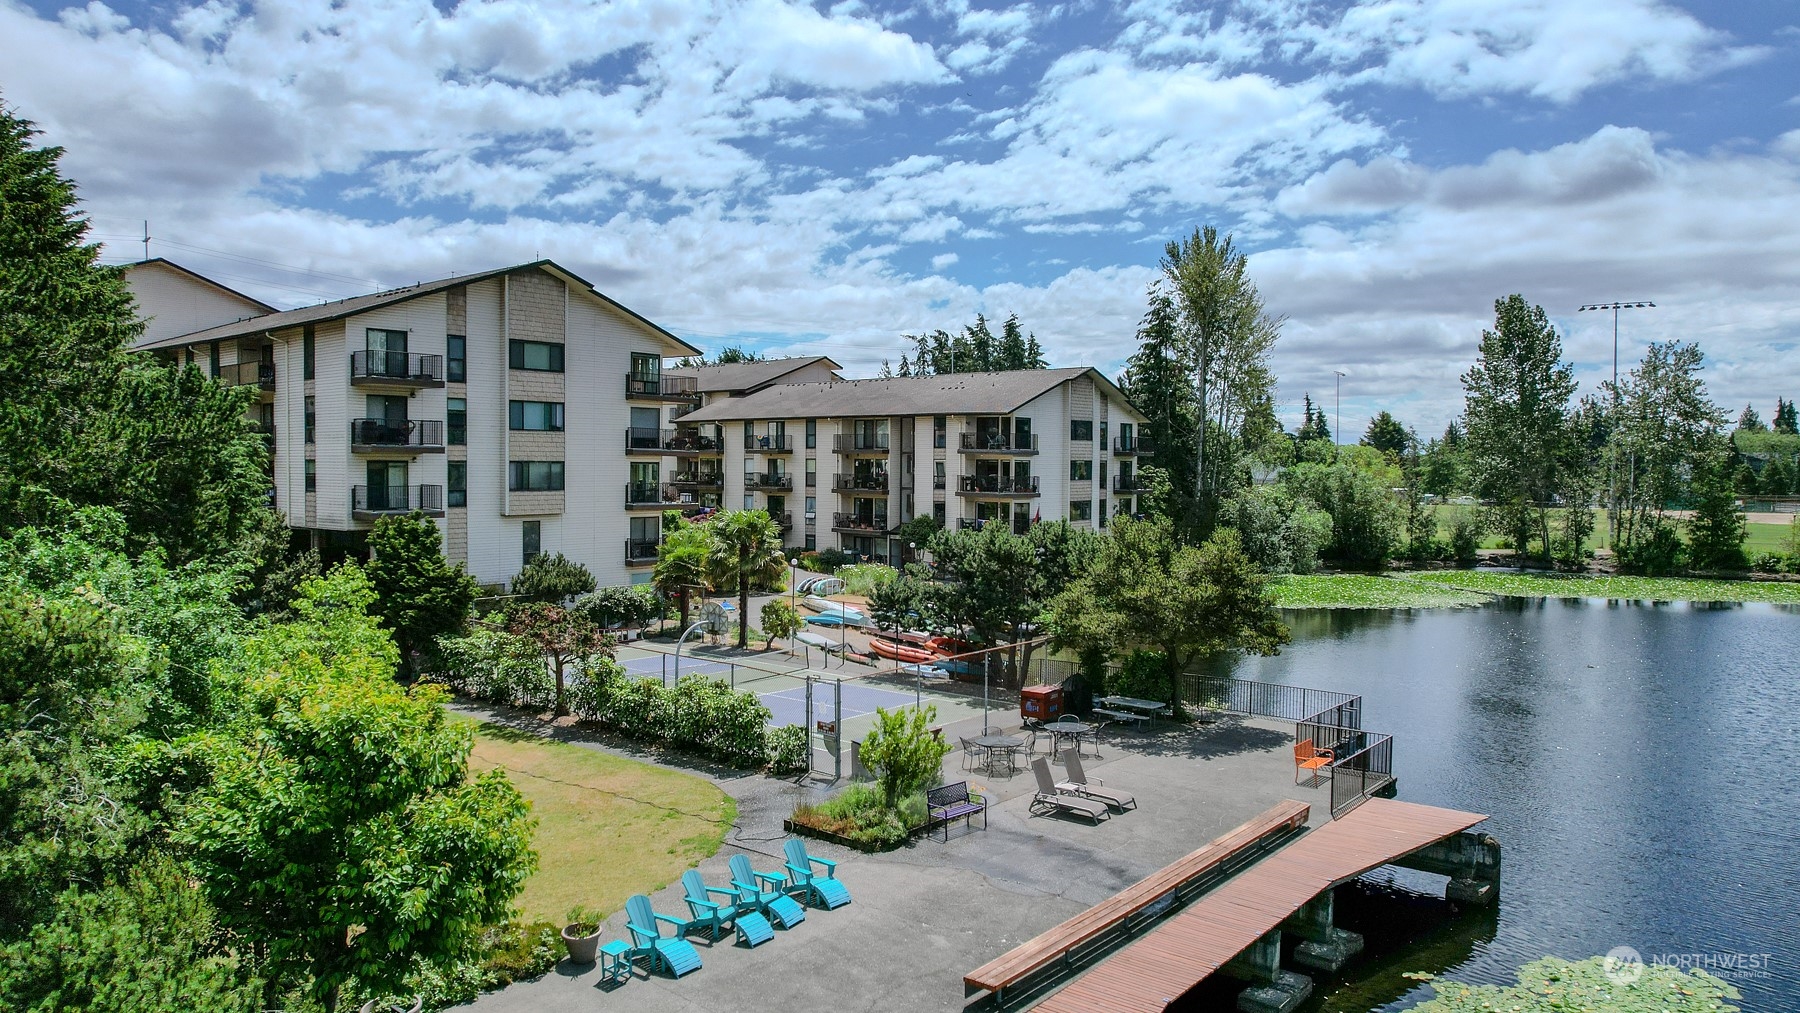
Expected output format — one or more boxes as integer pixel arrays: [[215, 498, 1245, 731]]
[[127, 259, 698, 589], [674, 368, 1150, 560]]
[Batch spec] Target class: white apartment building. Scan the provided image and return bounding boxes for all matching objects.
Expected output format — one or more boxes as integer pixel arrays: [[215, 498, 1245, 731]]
[[128, 259, 698, 589], [673, 368, 1150, 560]]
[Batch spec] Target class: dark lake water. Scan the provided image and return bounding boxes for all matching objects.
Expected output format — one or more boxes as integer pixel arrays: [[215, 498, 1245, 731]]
[[1215, 598, 1800, 1011]]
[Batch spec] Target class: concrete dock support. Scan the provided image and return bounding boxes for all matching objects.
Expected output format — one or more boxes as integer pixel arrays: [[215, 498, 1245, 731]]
[[1225, 930, 1313, 1013], [1283, 890, 1365, 973], [1395, 831, 1502, 907]]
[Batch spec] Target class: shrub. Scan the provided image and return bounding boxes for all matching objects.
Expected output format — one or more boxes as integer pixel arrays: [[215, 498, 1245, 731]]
[[760, 599, 803, 646], [436, 628, 553, 708], [838, 562, 899, 597], [1620, 523, 1683, 576], [1108, 649, 1170, 703], [1448, 514, 1483, 567], [790, 782, 921, 849], [858, 705, 951, 807], [815, 548, 852, 571], [767, 724, 809, 774], [1216, 485, 1331, 574], [569, 667, 773, 768], [510, 552, 596, 603]]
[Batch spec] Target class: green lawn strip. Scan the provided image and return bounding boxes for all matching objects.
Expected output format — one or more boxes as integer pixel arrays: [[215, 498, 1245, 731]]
[[455, 715, 737, 925], [1744, 521, 1790, 555], [1270, 574, 1492, 609], [1400, 570, 1800, 604]]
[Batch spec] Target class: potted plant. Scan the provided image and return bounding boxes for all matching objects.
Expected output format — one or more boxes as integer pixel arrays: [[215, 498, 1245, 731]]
[[561, 905, 605, 964]]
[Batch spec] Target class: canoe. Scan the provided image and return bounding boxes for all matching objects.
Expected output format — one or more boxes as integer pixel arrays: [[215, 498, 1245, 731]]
[[868, 637, 938, 664], [804, 614, 849, 628], [809, 577, 847, 596], [801, 595, 868, 622]]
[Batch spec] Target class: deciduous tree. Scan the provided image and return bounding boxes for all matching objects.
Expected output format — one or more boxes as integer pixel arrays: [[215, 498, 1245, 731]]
[[759, 599, 803, 648], [507, 601, 612, 717]]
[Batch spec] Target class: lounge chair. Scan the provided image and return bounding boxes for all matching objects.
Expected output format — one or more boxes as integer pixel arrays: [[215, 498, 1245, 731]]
[[1058, 749, 1137, 810], [1028, 758, 1109, 823], [623, 894, 703, 978], [727, 853, 807, 928], [783, 839, 852, 910], [681, 869, 773, 946]]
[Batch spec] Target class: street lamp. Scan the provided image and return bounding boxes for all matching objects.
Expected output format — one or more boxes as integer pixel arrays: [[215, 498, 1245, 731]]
[[1578, 300, 1655, 549], [1333, 371, 1346, 446]]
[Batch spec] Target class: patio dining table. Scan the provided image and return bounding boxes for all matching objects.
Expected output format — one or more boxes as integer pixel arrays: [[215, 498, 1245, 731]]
[[972, 734, 1027, 775], [1044, 720, 1097, 759]]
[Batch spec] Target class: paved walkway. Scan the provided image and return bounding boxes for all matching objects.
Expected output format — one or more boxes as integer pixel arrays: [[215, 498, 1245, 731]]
[[458, 713, 1321, 1012]]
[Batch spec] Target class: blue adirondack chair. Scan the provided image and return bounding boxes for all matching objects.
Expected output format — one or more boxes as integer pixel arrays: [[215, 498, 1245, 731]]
[[783, 839, 852, 910], [681, 870, 772, 947], [623, 894, 702, 977], [727, 853, 807, 929]]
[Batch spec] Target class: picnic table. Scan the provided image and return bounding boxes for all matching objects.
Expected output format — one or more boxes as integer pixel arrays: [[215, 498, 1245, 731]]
[[1094, 695, 1172, 728]]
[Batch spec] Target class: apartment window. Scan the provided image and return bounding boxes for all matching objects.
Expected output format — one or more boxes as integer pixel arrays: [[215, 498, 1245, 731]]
[[629, 352, 660, 380], [1070, 460, 1093, 481], [1071, 420, 1093, 441], [1070, 499, 1092, 521], [448, 461, 467, 507], [1100, 461, 1108, 485], [933, 502, 945, 525], [1099, 499, 1108, 527], [447, 334, 465, 382], [805, 419, 816, 449], [744, 494, 756, 510], [933, 415, 946, 448], [303, 459, 316, 493], [1100, 421, 1108, 447], [508, 400, 564, 431], [522, 520, 541, 567], [509, 461, 565, 491], [805, 458, 817, 488], [304, 396, 315, 444], [804, 534, 816, 550], [447, 398, 466, 444], [805, 495, 816, 516], [302, 325, 315, 381], [508, 339, 564, 372]]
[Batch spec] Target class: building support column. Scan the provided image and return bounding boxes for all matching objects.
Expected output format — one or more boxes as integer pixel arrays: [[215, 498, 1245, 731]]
[[1225, 930, 1312, 1013], [1283, 889, 1365, 973]]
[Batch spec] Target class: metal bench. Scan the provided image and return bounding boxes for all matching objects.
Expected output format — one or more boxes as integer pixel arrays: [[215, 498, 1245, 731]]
[[1091, 707, 1148, 730], [926, 781, 987, 841]]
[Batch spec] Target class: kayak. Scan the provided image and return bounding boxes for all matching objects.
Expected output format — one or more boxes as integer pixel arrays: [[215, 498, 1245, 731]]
[[795, 631, 844, 653], [801, 595, 868, 622], [868, 637, 938, 663]]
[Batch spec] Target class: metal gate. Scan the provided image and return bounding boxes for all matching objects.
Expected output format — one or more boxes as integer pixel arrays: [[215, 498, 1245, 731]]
[[804, 674, 844, 781]]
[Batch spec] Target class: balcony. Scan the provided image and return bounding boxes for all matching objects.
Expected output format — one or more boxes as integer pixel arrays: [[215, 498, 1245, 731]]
[[625, 539, 659, 566], [956, 475, 1041, 498], [1113, 435, 1155, 455], [625, 482, 690, 509], [1112, 474, 1148, 493], [626, 427, 719, 455], [744, 472, 794, 491], [833, 433, 890, 455], [832, 512, 889, 535], [670, 471, 723, 489], [352, 484, 444, 519], [959, 431, 1039, 455], [350, 350, 445, 389], [669, 401, 700, 420], [833, 473, 889, 493], [350, 418, 445, 454], [219, 361, 275, 390], [772, 511, 794, 532], [745, 433, 792, 452], [625, 373, 700, 403]]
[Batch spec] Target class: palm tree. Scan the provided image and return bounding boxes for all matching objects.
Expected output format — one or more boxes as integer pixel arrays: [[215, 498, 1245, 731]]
[[653, 524, 712, 630], [705, 509, 786, 648]]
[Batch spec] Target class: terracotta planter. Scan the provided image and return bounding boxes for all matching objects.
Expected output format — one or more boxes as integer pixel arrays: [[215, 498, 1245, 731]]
[[561, 923, 604, 964]]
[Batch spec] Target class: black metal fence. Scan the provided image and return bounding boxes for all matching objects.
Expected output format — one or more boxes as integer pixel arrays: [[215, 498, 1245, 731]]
[[1329, 733, 1394, 819], [1180, 674, 1361, 722]]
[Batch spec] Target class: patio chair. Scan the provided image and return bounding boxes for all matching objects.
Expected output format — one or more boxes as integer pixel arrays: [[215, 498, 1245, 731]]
[[1028, 758, 1109, 824], [623, 894, 703, 978], [958, 736, 983, 772], [1058, 749, 1137, 811], [681, 869, 773, 946], [783, 839, 852, 910], [727, 854, 807, 928]]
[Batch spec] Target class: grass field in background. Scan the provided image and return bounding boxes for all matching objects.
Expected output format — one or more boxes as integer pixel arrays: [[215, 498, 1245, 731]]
[[1402, 571, 1800, 604], [459, 716, 735, 925]]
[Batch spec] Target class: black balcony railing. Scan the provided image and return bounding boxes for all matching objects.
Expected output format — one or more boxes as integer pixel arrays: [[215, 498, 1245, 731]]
[[959, 431, 1038, 453], [745, 433, 792, 452], [353, 484, 444, 515], [1112, 474, 1147, 493], [351, 418, 445, 450], [957, 475, 1040, 496], [350, 350, 445, 386], [833, 473, 889, 493], [219, 361, 275, 390], [670, 471, 722, 488], [625, 539, 660, 565], [832, 512, 888, 533], [625, 373, 700, 401], [669, 401, 699, 419], [626, 482, 686, 507], [774, 512, 794, 530], [744, 473, 794, 490], [832, 433, 889, 453]]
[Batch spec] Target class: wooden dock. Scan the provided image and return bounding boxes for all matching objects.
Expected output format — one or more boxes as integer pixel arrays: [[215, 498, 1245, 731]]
[[982, 797, 1490, 1013]]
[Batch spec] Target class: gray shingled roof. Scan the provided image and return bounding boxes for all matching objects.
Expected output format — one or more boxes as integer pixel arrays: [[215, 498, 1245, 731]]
[[678, 366, 1143, 422], [134, 260, 700, 355], [663, 355, 842, 393]]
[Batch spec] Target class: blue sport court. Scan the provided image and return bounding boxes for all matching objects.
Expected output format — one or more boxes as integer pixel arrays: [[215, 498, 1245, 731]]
[[757, 681, 920, 728]]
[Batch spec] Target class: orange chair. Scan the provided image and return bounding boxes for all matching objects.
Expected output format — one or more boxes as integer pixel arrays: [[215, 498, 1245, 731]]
[[1294, 739, 1334, 786]]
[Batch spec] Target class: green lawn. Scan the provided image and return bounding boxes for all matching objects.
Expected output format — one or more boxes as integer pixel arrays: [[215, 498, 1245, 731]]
[[1428, 506, 1794, 556], [1401, 570, 1800, 604], [1746, 521, 1792, 555], [458, 716, 736, 925], [1270, 574, 1492, 609]]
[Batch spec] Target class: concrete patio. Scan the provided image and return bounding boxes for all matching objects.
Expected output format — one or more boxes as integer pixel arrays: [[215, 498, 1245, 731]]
[[459, 708, 1325, 1012]]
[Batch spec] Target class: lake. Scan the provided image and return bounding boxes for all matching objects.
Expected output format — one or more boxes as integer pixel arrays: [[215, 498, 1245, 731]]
[[1217, 597, 1800, 1010]]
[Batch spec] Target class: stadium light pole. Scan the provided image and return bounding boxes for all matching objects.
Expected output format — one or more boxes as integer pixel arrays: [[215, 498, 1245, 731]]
[[1333, 371, 1346, 446], [1578, 300, 1655, 551]]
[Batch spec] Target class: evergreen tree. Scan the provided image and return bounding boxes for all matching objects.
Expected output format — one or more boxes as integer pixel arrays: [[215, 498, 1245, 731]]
[[1296, 394, 1331, 444], [967, 314, 995, 372], [999, 313, 1028, 370], [1361, 411, 1410, 458], [896, 354, 912, 377], [1685, 443, 1748, 570], [929, 329, 953, 374], [1761, 456, 1793, 497], [0, 103, 268, 564], [510, 551, 596, 603], [1118, 283, 1197, 515], [1024, 333, 1047, 369], [1735, 404, 1765, 433], [878, 359, 893, 378], [363, 511, 478, 675], [1775, 397, 1798, 435]]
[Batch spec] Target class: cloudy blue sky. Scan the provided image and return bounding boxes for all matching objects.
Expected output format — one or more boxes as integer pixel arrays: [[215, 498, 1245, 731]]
[[3, 0, 1796, 437]]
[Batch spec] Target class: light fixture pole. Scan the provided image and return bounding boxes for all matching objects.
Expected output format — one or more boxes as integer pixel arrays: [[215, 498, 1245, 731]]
[[1578, 301, 1655, 550], [1333, 370, 1346, 446]]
